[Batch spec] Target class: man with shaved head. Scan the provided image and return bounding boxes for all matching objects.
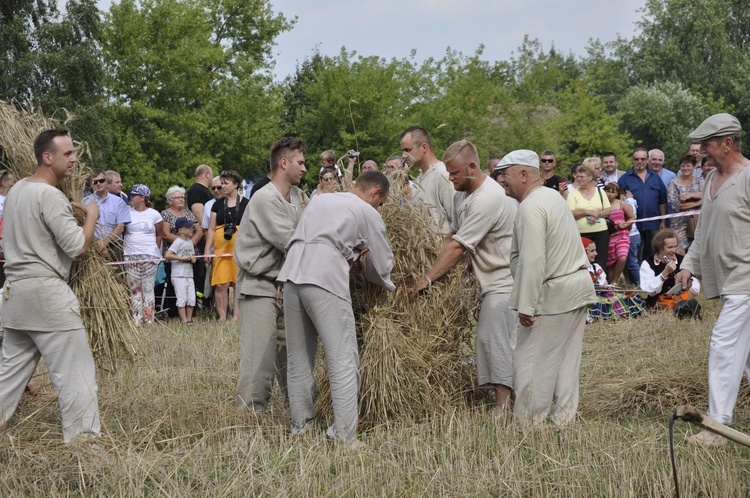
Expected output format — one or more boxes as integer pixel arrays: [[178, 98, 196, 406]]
[[399, 126, 455, 234], [410, 140, 517, 416]]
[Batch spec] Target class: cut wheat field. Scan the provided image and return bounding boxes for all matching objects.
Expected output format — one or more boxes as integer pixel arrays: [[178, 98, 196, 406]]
[[1, 298, 749, 496]]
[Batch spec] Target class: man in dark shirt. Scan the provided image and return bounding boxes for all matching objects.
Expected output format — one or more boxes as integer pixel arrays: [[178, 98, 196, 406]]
[[539, 150, 568, 199], [187, 164, 214, 301]]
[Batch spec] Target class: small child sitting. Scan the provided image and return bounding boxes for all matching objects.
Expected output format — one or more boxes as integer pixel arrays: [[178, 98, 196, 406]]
[[582, 237, 645, 321], [166, 217, 197, 325]]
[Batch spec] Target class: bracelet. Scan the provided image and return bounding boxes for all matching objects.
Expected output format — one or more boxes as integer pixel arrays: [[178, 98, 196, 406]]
[[660, 274, 667, 282], [425, 275, 432, 287]]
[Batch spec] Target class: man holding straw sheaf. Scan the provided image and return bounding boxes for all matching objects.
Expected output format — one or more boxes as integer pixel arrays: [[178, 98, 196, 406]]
[[0, 129, 102, 443], [409, 140, 518, 417], [496, 149, 596, 428], [676, 113, 750, 446]]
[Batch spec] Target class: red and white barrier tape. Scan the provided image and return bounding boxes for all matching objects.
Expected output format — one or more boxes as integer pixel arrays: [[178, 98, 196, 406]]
[[632, 209, 700, 223], [104, 253, 233, 266]]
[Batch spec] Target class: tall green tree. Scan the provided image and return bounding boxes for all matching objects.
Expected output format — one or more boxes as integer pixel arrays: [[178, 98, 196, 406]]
[[0, 0, 107, 162], [102, 0, 291, 199], [626, 0, 749, 126]]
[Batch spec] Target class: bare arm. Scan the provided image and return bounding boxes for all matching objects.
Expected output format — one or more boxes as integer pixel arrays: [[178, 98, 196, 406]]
[[190, 203, 204, 227], [203, 212, 217, 260], [162, 221, 177, 244], [409, 237, 465, 293], [191, 223, 203, 246], [155, 220, 163, 251]]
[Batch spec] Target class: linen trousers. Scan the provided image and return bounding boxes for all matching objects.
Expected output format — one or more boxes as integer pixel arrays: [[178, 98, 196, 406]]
[[513, 306, 587, 428], [283, 282, 359, 443], [707, 294, 750, 424], [236, 289, 287, 411], [476, 293, 517, 388], [0, 327, 100, 442]]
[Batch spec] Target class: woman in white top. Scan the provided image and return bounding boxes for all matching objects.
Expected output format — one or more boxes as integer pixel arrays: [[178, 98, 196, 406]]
[[123, 184, 163, 324]]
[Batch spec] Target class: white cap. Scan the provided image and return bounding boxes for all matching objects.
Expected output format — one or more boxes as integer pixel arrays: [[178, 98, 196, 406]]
[[494, 149, 540, 171]]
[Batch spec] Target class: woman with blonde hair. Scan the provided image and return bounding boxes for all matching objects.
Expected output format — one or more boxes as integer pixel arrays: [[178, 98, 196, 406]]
[[567, 164, 611, 269]]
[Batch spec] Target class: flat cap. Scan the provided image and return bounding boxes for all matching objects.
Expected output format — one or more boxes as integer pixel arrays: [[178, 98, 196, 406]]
[[493, 149, 540, 171], [689, 113, 742, 140]]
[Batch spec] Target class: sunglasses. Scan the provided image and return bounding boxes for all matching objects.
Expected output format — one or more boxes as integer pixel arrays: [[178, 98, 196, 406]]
[[540, 159, 555, 164], [212, 186, 223, 191], [92, 178, 107, 185]]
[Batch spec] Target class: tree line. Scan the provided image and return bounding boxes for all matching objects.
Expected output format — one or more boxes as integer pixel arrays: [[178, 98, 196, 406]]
[[1, 0, 745, 201]]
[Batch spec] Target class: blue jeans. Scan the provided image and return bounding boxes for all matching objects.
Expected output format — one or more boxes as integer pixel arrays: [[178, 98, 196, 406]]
[[626, 233, 641, 286]]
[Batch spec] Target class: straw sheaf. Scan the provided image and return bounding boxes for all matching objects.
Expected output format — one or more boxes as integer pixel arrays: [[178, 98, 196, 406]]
[[314, 186, 480, 427], [0, 101, 139, 367]]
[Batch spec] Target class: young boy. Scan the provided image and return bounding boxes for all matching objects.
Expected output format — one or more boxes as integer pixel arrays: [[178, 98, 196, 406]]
[[166, 217, 197, 324]]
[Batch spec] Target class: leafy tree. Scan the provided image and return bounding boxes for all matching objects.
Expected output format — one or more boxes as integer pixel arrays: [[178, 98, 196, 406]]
[[616, 81, 726, 166], [627, 0, 750, 127], [0, 0, 107, 164], [101, 0, 291, 200]]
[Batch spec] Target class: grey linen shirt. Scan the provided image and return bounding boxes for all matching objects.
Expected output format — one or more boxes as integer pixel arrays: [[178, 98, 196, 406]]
[[681, 167, 750, 298], [450, 176, 516, 298], [234, 183, 308, 298], [411, 161, 455, 235], [278, 192, 395, 302]]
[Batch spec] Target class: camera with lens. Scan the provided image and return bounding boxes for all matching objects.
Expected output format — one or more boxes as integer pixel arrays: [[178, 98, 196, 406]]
[[223, 223, 236, 240]]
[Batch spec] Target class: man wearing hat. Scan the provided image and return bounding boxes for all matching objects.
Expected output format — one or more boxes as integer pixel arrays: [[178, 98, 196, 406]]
[[495, 149, 596, 427], [675, 113, 750, 446], [410, 140, 518, 416]]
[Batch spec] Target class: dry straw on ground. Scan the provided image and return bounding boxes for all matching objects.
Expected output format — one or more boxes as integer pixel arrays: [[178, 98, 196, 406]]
[[2, 302, 750, 496], [0, 101, 139, 367]]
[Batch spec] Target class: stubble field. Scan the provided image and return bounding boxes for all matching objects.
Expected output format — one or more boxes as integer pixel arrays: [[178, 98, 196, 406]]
[[1, 298, 749, 497]]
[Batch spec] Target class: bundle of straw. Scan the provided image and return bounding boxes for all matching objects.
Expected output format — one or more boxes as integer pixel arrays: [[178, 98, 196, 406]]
[[314, 182, 481, 428], [0, 101, 139, 368]]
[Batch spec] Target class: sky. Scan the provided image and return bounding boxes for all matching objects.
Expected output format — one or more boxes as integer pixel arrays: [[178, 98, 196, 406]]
[[266, 0, 647, 81]]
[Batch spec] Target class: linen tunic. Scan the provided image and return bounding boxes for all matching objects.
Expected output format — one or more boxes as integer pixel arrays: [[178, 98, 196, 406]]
[[2, 180, 85, 331], [411, 161, 455, 235], [681, 167, 750, 299], [510, 187, 596, 316], [450, 177, 516, 297], [234, 183, 308, 298], [278, 192, 395, 302]]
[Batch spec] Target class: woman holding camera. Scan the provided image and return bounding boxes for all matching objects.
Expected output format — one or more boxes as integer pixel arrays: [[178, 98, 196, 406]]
[[204, 170, 248, 322]]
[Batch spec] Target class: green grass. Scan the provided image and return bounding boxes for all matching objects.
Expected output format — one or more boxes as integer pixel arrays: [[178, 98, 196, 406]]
[[2, 299, 750, 496]]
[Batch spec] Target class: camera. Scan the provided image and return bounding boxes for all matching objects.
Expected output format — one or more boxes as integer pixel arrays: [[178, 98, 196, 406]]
[[223, 223, 236, 240], [348, 150, 360, 158]]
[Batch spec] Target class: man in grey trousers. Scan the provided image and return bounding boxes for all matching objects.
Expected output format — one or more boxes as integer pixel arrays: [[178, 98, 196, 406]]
[[279, 171, 395, 447]]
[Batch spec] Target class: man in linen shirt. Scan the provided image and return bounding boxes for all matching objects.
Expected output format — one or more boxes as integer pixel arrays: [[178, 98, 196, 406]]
[[496, 149, 596, 428], [675, 113, 750, 446], [279, 171, 395, 447], [0, 129, 101, 443], [399, 126, 455, 234], [410, 140, 517, 416], [234, 137, 309, 412]]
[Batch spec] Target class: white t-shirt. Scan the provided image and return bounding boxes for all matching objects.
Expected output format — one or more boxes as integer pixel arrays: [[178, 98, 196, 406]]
[[202, 198, 216, 230], [123, 207, 163, 257], [168, 237, 194, 278]]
